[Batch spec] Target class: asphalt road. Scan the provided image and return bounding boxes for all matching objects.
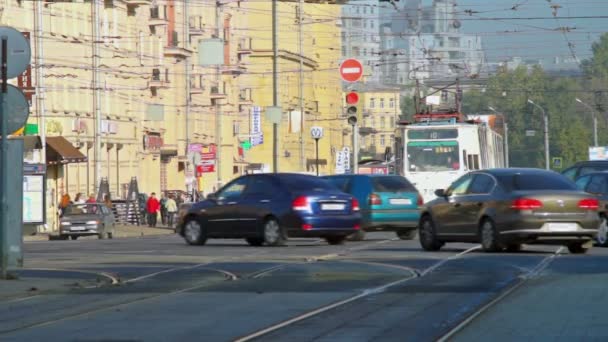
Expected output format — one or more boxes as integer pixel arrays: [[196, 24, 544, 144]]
[[2, 232, 607, 341]]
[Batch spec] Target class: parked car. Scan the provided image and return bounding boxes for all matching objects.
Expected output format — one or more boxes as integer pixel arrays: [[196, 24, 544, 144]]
[[419, 168, 600, 254], [323, 174, 422, 241], [177, 173, 361, 246], [59, 203, 116, 240], [562, 160, 608, 180], [574, 171, 608, 246]]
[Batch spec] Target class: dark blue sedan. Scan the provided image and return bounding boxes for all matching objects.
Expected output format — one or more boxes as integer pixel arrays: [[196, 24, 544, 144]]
[[177, 173, 362, 246]]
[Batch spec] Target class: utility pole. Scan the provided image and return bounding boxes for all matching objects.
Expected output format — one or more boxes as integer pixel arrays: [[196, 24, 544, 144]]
[[272, 0, 278, 172], [215, 1, 223, 187], [34, 0, 46, 176], [528, 99, 549, 170], [576, 98, 598, 147], [184, 0, 192, 194], [298, 0, 304, 171], [92, 0, 102, 194]]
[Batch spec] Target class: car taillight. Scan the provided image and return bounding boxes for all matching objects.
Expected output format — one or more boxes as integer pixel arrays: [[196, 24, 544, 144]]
[[354, 224, 360, 230], [578, 198, 599, 210], [368, 193, 382, 205], [292, 196, 311, 212], [511, 198, 543, 210], [302, 224, 313, 230], [417, 193, 424, 206], [352, 198, 360, 212]]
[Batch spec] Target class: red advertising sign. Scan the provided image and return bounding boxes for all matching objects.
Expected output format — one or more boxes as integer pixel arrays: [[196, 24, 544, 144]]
[[340, 58, 363, 83], [201, 144, 217, 160], [17, 32, 34, 104]]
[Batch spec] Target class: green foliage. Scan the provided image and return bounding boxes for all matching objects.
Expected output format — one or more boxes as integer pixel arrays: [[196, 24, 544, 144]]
[[400, 95, 416, 121]]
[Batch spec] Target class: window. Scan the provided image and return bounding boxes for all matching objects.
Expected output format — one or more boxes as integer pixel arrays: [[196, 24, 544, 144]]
[[467, 154, 480, 170], [371, 20, 375, 29], [390, 119, 395, 128], [363, 20, 367, 28], [370, 98, 376, 108], [469, 174, 495, 194], [371, 7, 374, 14], [587, 175, 608, 194], [217, 177, 249, 200], [380, 98, 385, 108], [364, 35, 368, 42], [575, 175, 591, 190], [390, 134, 395, 146], [580, 166, 605, 177], [389, 98, 395, 108], [324, 177, 351, 192], [407, 141, 459, 172], [341, 32, 346, 40], [380, 135, 385, 146], [372, 176, 416, 192], [363, 7, 367, 14], [497, 173, 576, 191], [280, 175, 337, 191], [380, 117, 385, 128], [356, 6, 359, 14], [353, 47, 360, 56], [363, 48, 367, 56], [447, 174, 474, 196], [341, 46, 346, 56], [244, 176, 280, 197]]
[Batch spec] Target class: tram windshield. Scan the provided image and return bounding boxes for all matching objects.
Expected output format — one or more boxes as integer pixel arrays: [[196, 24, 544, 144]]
[[407, 141, 459, 172]]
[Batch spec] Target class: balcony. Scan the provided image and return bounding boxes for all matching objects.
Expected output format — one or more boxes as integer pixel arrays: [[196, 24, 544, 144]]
[[210, 86, 227, 100], [190, 86, 204, 95], [149, 7, 168, 27], [122, 0, 151, 6], [189, 16, 204, 37], [164, 31, 192, 58], [222, 64, 247, 76], [237, 38, 253, 55], [149, 68, 168, 89]]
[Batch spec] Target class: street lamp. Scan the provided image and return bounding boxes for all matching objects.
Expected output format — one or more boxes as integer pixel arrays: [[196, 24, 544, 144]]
[[488, 106, 509, 168], [575, 98, 598, 147], [527, 99, 550, 170]]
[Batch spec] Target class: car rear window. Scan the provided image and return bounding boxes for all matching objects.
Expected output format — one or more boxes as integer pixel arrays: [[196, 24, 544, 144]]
[[280, 176, 337, 192], [372, 176, 416, 192], [497, 173, 576, 191]]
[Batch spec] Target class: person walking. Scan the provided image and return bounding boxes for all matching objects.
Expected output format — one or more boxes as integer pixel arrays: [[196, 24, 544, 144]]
[[160, 194, 168, 225], [86, 193, 96, 203], [103, 194, 113, 210], [165, 194, 178, 228], [74, 193, 85, 204], [146, 192, 160, 227], [59, 194, 72, 217]]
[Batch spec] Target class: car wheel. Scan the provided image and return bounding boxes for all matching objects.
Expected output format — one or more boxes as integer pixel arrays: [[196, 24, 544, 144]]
[[70, 236, 78, 240], [326, 236, 346, 245], [597, 216, 608, 247], [347, 230, 366, 241], [263, 218, 286, 246], [397, 229, 417, 240], [505, 244, 522, 252], [183, 219, 207, 246], [246, 237, 264, 246], [568, 243, 589, 254], [480, 218, 503, 252], [419, 215, 443, 251]]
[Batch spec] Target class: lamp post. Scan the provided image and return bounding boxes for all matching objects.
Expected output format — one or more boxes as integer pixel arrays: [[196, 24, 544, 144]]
[[488, 106, 509, 168], [576, 98, 598, 147], [527, 99, 550, 170]]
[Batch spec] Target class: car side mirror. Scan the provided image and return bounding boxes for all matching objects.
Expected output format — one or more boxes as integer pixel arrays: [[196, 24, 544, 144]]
[[434, 189, 446, 198]]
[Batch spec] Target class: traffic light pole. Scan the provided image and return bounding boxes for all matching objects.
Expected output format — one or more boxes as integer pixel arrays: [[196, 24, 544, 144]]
[[314, 138, 319, 176], [0, 37, 8, 279], [272, 0, 278, 173], [352, 123, 358, 174]]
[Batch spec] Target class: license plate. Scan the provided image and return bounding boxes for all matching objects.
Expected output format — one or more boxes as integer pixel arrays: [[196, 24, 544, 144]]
[[70, 226, 86, 231], [390, 198, 412, 205], [546, 223, 578, 232], [321, 203, 345, 211]]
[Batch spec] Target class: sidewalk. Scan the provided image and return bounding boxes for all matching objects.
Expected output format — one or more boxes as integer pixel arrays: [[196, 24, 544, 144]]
[[23, 224, 176, 242]]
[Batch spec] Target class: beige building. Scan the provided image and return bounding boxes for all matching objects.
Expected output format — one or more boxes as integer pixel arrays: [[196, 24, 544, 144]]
[[5, 0, 344, 232], [356, 87, 402, 160]]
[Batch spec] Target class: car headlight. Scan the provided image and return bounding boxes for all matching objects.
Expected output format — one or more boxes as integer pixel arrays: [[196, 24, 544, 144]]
[[86, 221, 100, 225], [60, 222, 71, 226]]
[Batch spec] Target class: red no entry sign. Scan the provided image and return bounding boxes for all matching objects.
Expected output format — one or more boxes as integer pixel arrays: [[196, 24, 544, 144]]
[[340, 58, 363, 83]]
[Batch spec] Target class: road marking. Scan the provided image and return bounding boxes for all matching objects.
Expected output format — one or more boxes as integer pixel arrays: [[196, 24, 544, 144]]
[[123, 263, 210, 284], [249, 264, 289, 279], [233, 245, 479, 342], [436, 246, 563, 342], [23, 267, 120, 286]]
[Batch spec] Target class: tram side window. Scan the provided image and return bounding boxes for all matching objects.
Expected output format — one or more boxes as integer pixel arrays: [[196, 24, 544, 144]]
[[462, 150, 468, 170]]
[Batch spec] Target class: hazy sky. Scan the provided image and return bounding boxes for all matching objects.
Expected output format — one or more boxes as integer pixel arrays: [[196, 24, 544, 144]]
[[443, 0, 607, 67]]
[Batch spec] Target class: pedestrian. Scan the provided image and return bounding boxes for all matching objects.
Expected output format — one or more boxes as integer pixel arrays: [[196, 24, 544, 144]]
[[165, 194, 178, 228], [59, 194, 72, 217], [74, 193, 85, 204], [146, 192, 160, 227], [104, 194, 113, 210], [86, 193, 96, 203], [160, 194, 168, 225]]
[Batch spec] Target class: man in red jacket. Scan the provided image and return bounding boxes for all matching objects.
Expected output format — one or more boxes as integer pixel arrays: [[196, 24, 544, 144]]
[[146, 192, 161, 227]]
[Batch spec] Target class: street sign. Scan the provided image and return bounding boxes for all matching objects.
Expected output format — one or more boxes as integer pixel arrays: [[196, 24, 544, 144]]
[[525, 130, 536, 137], [552, 157, 563, 169], [310, 126, 324, 139], [2, 84, 29, 134], [241, 140, 251, 150], [0, 26, 31, 79], [340, 58, 363, 83]]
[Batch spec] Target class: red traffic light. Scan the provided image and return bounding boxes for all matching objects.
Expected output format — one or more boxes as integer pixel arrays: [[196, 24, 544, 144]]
[[345, 92, 359, 105]]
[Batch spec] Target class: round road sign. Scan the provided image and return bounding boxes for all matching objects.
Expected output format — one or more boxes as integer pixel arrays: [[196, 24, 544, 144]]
[[340, 59, 363, 83], [2, 84, 30, 135], [0, 26, 31, 79], [310, 126, 324, 139]]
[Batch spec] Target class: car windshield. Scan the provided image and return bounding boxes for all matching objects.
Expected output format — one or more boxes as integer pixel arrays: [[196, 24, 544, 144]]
[[372, 176, 416, 192], [64, 204, 102, 215], [407, 141, 459, 172], [498, 173, 577, 191], [280, 176, 338, 192]]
